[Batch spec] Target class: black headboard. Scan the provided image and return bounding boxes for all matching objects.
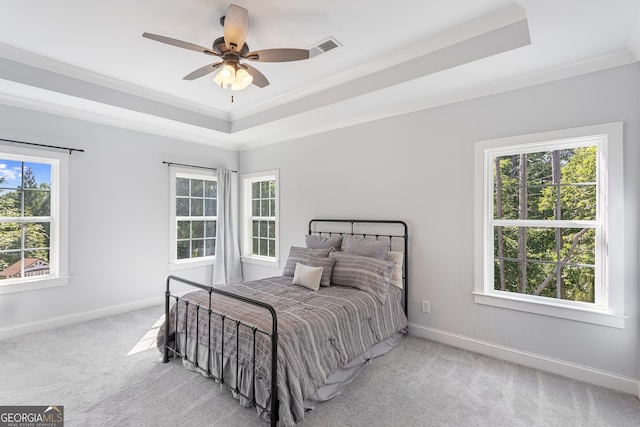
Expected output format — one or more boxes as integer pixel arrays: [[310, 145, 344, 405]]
[[308, 219, 408, 316]]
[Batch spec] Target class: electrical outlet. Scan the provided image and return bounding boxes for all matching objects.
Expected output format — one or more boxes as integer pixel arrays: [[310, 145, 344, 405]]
[[421, 300, 430, 313]]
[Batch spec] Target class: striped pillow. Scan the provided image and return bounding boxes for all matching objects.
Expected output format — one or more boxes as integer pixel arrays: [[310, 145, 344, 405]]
[[330, 252, 395, 304], [282, 246, 333, 277], [308, 255, 336, 287]]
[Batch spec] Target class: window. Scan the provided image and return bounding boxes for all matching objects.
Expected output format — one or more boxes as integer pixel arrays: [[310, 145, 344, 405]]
[[242, 171, 279, 265], [474, 123, 624, 328], [0, 146, 69, 294], [169, 167, 217, 267]]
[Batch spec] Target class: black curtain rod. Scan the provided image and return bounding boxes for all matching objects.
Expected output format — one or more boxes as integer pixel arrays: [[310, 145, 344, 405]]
[[0, 138, 84, 154], [162, 161, 237, 173]]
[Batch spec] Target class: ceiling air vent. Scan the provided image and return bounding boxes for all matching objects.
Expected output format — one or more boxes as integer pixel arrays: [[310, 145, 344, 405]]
[[309, 37, 341, 58]]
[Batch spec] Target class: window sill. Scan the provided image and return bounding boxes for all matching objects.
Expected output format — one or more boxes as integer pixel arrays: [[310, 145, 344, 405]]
[[473, 292, 626, 328], [0, 276, 70, 295], [241, 256, 279, 269], [169, 259, 214, 271]]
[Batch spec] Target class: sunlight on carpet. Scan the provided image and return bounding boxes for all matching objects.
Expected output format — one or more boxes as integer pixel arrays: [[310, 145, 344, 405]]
[[127, 314, 164, 356]]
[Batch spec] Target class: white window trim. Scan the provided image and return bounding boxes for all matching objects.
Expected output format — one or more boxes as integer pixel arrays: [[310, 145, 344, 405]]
[[473, 122, 625, 328], [0, 145, 69, 294], [241, 170, 279, 267], [168, 166, 217, 270]]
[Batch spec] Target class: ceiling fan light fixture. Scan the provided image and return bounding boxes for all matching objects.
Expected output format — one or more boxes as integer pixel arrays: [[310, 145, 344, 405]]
[[214, 64, 253, 91], [234, 68, 253, 89], [219, 64, 237, 85]]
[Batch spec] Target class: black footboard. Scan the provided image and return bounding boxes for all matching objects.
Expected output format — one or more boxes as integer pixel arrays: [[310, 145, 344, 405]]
[[163, 275, 279, 426]]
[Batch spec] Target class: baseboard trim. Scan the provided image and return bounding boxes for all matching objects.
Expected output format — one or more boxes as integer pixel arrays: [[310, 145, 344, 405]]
[[408, 322, 640, 396], [0, 297, 164, 340]]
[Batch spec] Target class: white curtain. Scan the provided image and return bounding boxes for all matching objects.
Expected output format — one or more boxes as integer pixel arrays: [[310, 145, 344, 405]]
[[212, 169, 243, 285]]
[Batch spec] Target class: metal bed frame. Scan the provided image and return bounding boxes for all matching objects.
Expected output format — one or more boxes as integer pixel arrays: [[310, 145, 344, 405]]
[[162, 219, 408, 426]]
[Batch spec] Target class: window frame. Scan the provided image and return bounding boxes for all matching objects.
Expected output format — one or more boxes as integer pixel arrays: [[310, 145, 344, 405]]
[[473, 122, 625, 328], [241, 170, 279, 267], [0, 145, 69, 294], [168, 166, 217, 269]]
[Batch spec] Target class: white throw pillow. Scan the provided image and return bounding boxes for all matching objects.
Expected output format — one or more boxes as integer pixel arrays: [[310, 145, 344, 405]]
[[292, 262, 324, 291], [385, 251, 404, 289]]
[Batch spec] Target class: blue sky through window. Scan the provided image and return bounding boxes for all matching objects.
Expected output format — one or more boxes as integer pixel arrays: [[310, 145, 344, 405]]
[[0, 160, 51, 188]]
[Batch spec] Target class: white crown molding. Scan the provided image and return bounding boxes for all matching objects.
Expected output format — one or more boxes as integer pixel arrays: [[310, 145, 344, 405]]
[[0, 45, 635, 152], [625, 10, 640, 60]]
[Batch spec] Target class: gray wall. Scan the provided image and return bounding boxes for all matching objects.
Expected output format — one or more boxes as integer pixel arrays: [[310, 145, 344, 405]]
[[240, 63, 640, 381], [0, 105, 238, 331]]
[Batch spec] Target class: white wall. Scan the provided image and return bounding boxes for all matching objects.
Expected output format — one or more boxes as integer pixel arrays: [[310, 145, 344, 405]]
[[0, 106, 238, 335], [240, 64, 640, 388]]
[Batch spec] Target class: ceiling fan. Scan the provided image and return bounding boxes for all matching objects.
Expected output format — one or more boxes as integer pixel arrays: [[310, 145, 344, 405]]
[[142, 4, 309, 91]]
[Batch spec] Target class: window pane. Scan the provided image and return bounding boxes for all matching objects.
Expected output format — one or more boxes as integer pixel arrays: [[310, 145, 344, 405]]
[[192, 239, 204, 258], [252, 200, 260, 216], [24, 250, 50, 276], [191, 221, 204, 238], [176, 198, 189, 216], [527, 186, 554, 220], [190, 179, 204, 197], [494, 226, 518, 259], [0, 251, 20, 278], [494, 260, 520, 293], [270, 199, 275, 216], [526, 152, 552, 186], [0, 222, 22, 250], [190, 199, 203, 216], [561, 265, 595, 303], [268, 239, 275, 257], [527, 262, 556, 297], [25, 222, 50, 249], [205, 238, 215, 256], [261, 181, 269, 198], [259, 239, 268, 256], [176, 178, 189, 197], [0, 190, 20, 216], [252, 220, 259, 238], [252, 182, 260, 199], [259, 221, 268, 238], [268, 221, 275, 238], [24, 189, 51, 217], [177, 241, 190, 260], [205, 180, 217, 198], [261, 200, 269, 216], [252, 237, 259, 255], [177, 221, 190, 239], [561, 147, 596, 183], [560, 184, 596, 221], [562, 228, 595, 265], [205, 220, 216, 238], [205, 199, 216, 216], [526, 227, 557, 262], [268, 180, 275, 198]]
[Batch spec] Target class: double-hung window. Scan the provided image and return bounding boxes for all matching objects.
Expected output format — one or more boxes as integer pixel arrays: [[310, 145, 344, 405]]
[[474, 123, 624, 328], [242, 170, 279, 265], [169, 166, 217, 267], [0, 146, 69, 294]]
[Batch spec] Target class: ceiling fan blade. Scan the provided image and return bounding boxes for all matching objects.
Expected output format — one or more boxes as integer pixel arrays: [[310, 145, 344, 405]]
[[183, 62, 223, 80], [246, 48, 310, 62], [244, 64, 270, 88], [142, 32, 218, 56], [223, 4, 249, 52]]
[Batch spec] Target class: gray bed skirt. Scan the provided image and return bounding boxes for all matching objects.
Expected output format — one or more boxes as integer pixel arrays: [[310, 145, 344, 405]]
[[303, 328, 407, 409], [176, 327, 407, 419]]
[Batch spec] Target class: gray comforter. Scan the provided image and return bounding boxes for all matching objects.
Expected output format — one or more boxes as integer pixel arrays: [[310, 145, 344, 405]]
[[158, 275, 407, 425]]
